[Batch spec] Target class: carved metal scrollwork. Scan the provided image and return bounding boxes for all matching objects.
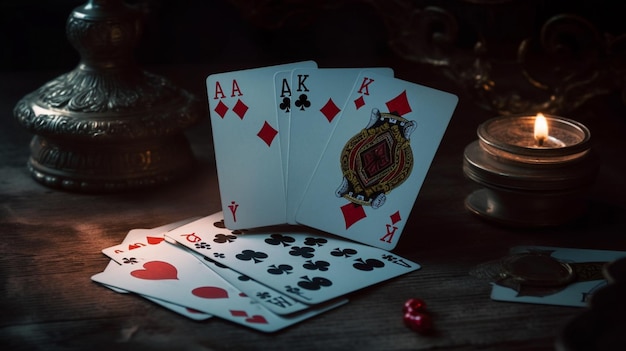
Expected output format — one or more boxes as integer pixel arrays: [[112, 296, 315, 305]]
[[228, 0, 625, 115], [368, 1, 626, 114]]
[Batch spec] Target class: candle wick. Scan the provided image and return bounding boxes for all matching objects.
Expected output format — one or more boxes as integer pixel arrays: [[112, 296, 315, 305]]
[[537, 137, 545, 147]]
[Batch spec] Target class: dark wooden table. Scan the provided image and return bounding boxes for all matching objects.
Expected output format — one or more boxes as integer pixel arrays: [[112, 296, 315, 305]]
[[1, 58, 625, 351]]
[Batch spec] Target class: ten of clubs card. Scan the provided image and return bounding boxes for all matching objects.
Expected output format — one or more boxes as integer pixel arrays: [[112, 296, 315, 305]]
[[165, 211, 420, 305]]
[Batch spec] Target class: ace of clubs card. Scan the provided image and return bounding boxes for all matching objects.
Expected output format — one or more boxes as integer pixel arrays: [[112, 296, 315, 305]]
[[296, 72, 458, 249], [207, 61, 317, 230]]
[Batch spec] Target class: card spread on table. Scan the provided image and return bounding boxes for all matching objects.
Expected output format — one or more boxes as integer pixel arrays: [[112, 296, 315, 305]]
[[93, 213, 418, 331], [206, 62, 458, 249], [92, 61, 459, 332], [489, 246, 626, 307], [103, 226, 316, 316], [94, 235, 346, 332], [164, 212, 420, 305]]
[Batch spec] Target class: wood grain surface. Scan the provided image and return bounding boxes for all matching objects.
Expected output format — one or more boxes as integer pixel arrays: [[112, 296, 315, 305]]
[[1, 59, 625, 351]]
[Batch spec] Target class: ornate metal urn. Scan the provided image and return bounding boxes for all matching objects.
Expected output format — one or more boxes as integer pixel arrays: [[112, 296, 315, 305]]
[[13, 0, 202, 192]]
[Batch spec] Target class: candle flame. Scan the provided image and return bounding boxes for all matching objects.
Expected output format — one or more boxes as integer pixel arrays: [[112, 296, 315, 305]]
[[534, 113, 548, 146]]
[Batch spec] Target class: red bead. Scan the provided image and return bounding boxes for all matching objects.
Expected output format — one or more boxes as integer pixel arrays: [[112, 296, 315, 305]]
[[403, 298, 426, 314], [403, 311, 433, 334]]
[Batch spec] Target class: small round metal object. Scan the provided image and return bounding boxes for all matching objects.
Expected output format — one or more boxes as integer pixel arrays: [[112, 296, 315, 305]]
[[501, 253, 575, 287], [463, 140, 598, 191], [462, 141, 598, 226]]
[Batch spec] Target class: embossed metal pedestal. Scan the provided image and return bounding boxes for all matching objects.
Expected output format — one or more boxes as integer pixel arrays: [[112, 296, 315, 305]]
[[13, 0, 202, 192]]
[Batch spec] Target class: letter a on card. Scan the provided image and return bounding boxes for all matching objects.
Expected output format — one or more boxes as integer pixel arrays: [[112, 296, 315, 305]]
[[206, 61, 317, 229]]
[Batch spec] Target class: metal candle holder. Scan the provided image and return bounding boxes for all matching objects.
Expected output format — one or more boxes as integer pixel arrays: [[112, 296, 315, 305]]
[[13, 0, 202, 192], [463, 114, 599, 226]]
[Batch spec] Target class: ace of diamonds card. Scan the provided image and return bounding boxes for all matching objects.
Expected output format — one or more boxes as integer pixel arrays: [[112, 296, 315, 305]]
[[207, 61, 317, 230], [296, 72, 458, 249]]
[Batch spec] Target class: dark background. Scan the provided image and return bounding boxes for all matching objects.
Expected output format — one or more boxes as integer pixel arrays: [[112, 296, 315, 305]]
[[0, 0, 390, 72], [1, 0, 625, 73]]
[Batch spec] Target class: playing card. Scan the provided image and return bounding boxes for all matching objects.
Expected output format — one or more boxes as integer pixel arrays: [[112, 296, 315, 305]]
[[165, 212, 420, 305], [285, 67, 394, 224], [207, 61, 317, 230], [274, 69, 294, 191], [490, 246, 626, 307], [93, 238, 347, 332], [102, 217, 201, 264], [100, 260, 212, 321], [104, 225, 317, 315], [295, 72, 458, 249], [195, 254, 316, 315], [101, 218, 212, 320]]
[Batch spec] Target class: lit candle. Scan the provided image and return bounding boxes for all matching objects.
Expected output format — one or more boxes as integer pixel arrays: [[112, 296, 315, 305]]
[[463, 113, 598, 226], [533, 113, 566, 148], [477, 114, 589, 164], [534, 113, 548, 146]]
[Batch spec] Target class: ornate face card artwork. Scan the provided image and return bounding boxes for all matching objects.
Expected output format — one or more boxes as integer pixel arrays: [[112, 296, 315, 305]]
[[296, 71, 457, 249]]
